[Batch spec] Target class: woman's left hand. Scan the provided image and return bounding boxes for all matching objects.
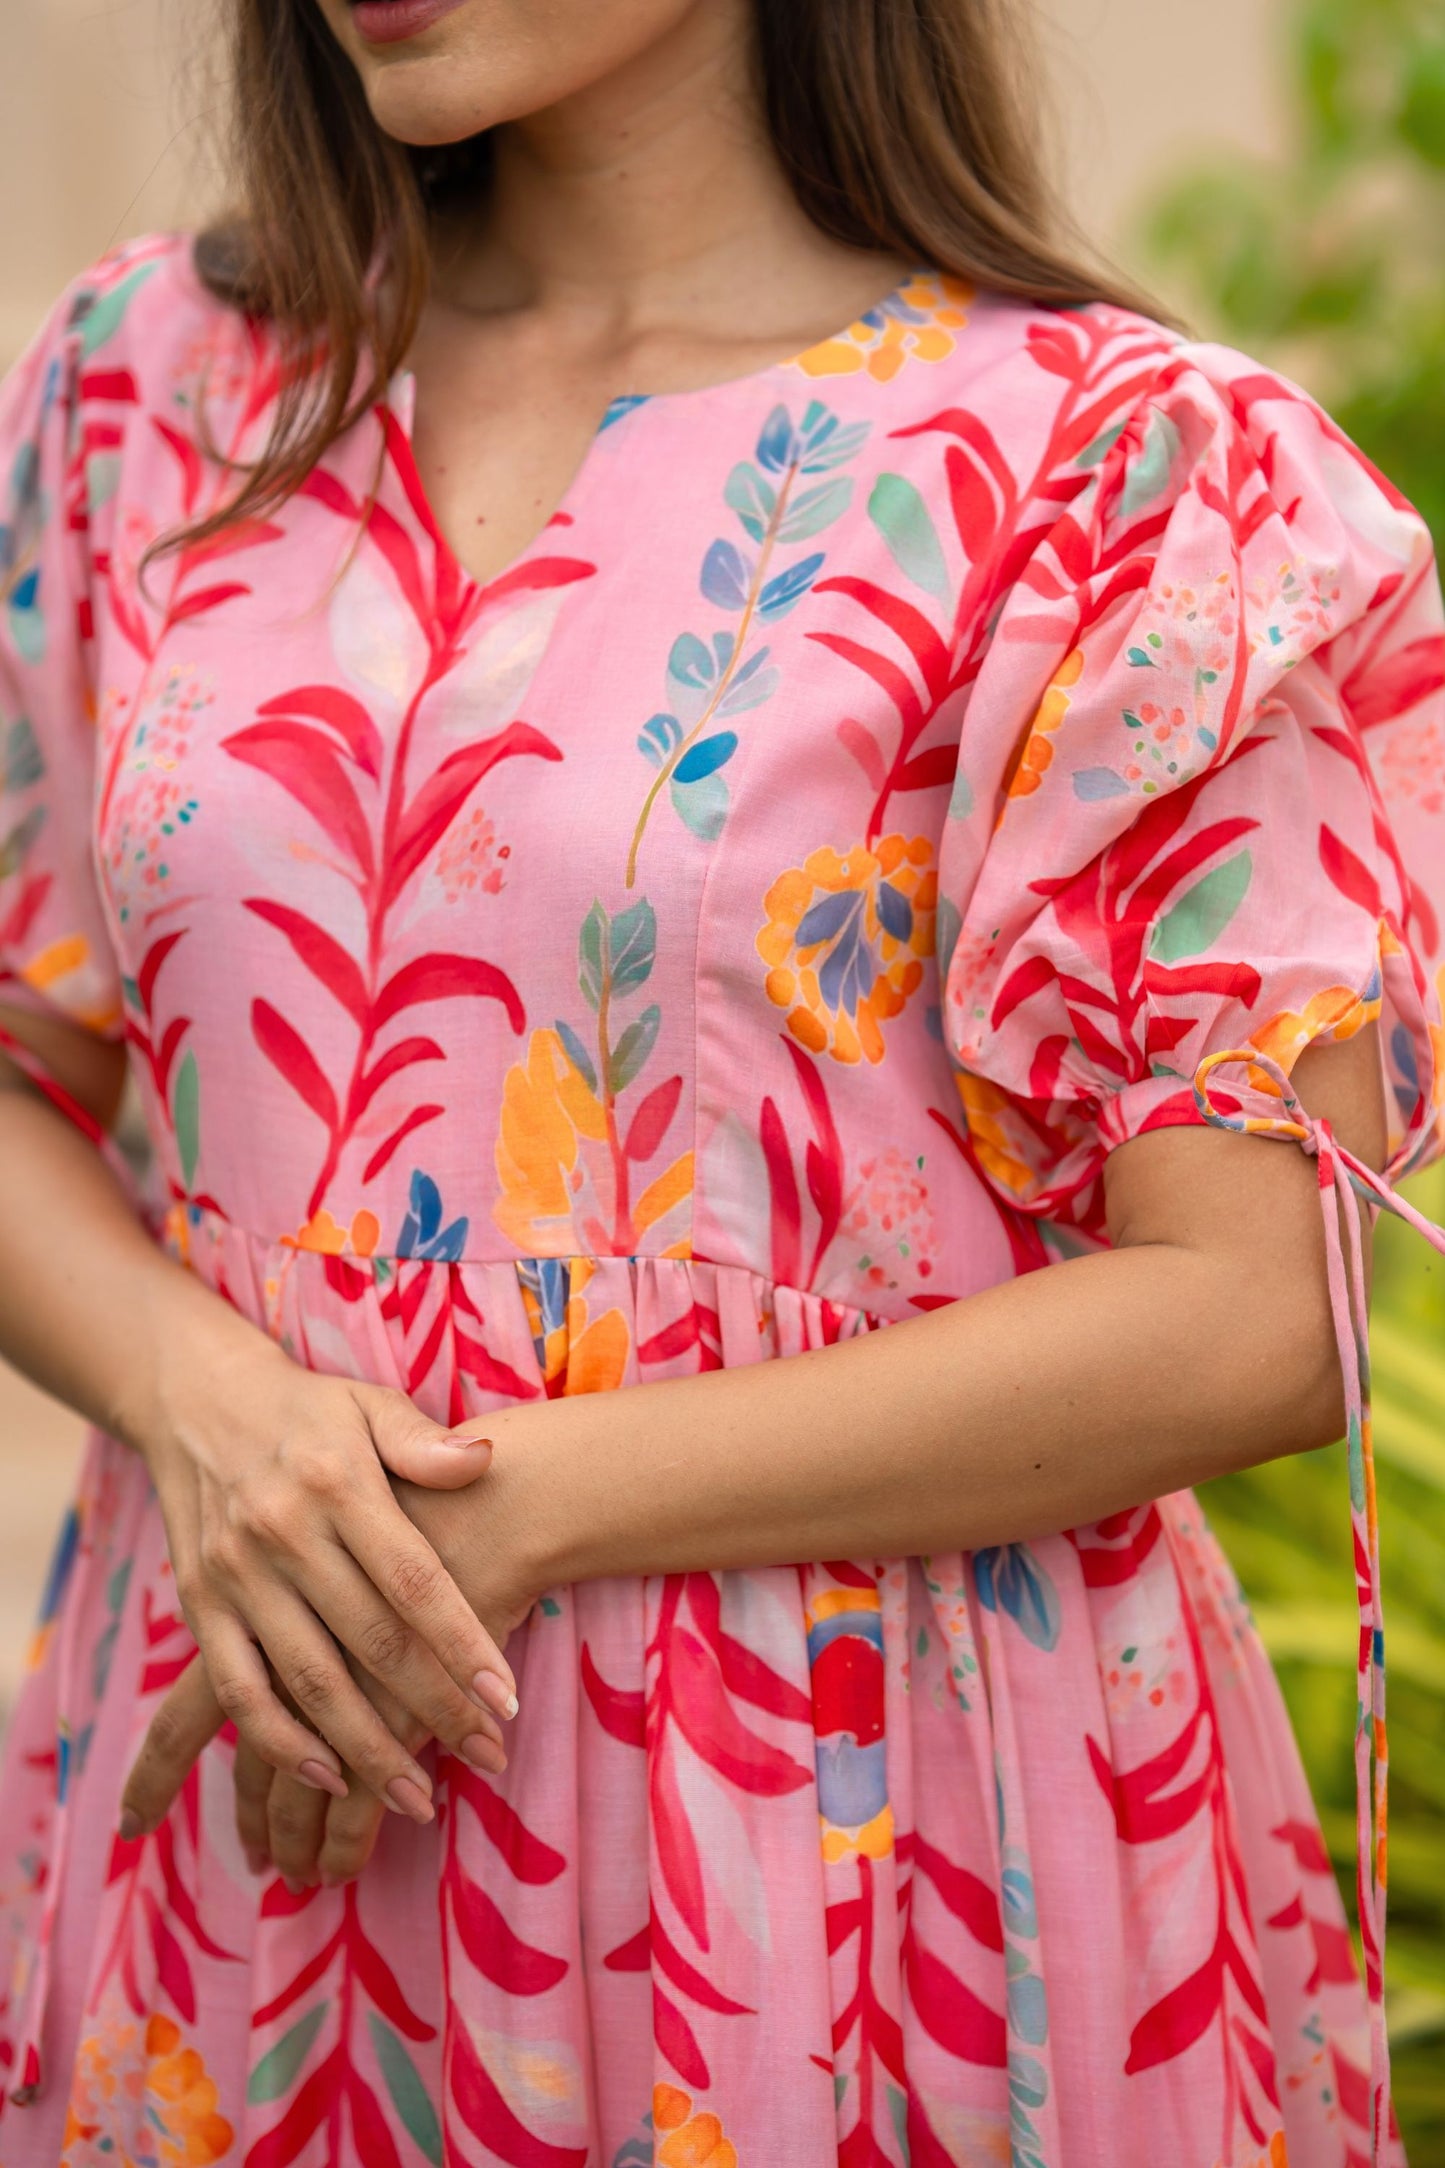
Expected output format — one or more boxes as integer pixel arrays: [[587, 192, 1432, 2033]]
[[120, 1430, 539, 1878]]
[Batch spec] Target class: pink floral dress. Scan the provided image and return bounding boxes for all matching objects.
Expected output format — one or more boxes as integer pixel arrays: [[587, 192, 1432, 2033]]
[[1, 233, 1443, 2168]]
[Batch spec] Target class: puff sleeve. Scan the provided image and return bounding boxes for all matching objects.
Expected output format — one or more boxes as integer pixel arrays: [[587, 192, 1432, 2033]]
[[938, 338, 1445, 1231], [0, 275, 124, 1041]]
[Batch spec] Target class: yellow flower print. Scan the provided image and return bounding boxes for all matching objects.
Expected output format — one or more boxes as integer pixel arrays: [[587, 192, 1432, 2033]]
[[758, 835, 936, 1064], [282, 1204, 380, 1257], [793, 271, 974, 383], [494, 1027, 611, 1253], [1000, 646, 1086, 811], [653, 2083, 740, 2168], [63, 2011, 234, 2166], [1248, 978, 1381, 1080]]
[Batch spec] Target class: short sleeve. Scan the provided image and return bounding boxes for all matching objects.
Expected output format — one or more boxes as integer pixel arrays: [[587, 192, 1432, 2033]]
[[938, 338, 1445, 1231], [0, 276, 123, 1039]]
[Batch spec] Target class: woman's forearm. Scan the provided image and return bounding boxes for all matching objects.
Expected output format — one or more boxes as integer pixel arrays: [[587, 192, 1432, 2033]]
[[0, 1078, 286, 1454]]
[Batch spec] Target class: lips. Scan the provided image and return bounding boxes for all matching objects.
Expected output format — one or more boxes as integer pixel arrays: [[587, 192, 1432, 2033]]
[[349, 0, 468, 46]]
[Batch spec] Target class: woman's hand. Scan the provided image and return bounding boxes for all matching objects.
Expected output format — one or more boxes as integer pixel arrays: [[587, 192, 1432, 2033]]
[[144, 1349, 520, 1819], [122, 1425, 539, 1874]]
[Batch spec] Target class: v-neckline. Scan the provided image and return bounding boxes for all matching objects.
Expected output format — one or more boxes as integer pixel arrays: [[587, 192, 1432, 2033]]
[[383, 265, 922, 600]]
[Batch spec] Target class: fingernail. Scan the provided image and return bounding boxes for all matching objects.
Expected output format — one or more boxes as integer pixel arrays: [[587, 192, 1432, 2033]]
[[282, 1875, 307, 1897], [458, 1733, 507, 1774], [118, 1808, 144, 1842], [320, 1867, 349, 1888], [442, 1426, 492, 1449], [472, 1671, 518, 1721], [297, 1759, 348, 1800], [244, 1846, 270, 1877], [386, 1774, 435, 1823]]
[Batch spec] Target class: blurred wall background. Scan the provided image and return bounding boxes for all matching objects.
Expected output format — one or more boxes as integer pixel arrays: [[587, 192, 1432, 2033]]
[[3, 0, 1443, 2145]]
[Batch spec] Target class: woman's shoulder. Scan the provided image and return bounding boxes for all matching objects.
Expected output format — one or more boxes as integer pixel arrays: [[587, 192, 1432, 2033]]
[[5, 231, 242, 426]]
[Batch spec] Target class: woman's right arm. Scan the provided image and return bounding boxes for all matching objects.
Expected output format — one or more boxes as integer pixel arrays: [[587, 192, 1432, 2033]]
[[0, 1006, 514, 1815]]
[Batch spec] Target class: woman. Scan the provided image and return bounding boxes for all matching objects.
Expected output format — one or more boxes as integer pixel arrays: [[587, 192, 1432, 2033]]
[[1, 0, 1442, 2160]]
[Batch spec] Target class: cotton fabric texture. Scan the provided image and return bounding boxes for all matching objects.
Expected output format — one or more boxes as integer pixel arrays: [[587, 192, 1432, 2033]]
[[1, 234, 1443, 2168]]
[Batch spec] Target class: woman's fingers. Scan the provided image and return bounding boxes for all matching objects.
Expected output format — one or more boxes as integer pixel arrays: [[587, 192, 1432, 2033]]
[[267, 1772, 329, 1889], [360, 1388, 494, 1492], [189, 1608, 352, 1799], [336, 1482, 518, 1716], [233, 1736, 275, 1875], [319, 1673, 425, 1887], [120, 1652, 227, 1838]]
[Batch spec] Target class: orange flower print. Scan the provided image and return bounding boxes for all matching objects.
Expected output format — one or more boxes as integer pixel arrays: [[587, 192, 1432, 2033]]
[[1000, 645, 1085, 809], [653, 2083, 739, 2168], [792, 270, 973, 383], [758, 835, 936, 1064], [282, 1204, 380, 1257], [62, 2011, 234, 2166], [1248, 974, 1381, 1078]]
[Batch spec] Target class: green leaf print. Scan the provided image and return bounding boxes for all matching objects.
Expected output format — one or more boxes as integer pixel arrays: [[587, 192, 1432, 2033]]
[[776, 476, 854, 543], [1148, 850, 1254, 961], [76, 263, 160, 360], [609, 898, 657, 994], [247, 2003, 329, 2105], [368, 2014, 443, 2164], [173, 1048, 200, 1190], [578, 902, 607, 1012], [867, 472, 950, 600], [1118, 408, 1182, 520], [723, 462, 777, 542], [608, 1002, 661, 1094]]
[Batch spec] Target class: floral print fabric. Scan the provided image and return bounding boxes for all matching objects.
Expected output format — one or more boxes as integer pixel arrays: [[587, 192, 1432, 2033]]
[[1, 235, 1443, 2167]]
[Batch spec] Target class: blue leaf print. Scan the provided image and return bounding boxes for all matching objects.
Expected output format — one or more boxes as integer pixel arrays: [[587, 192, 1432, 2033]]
[[700, 539, 751, 610], [758, 551, 825, 621], [397, 1170, 469, 1262], [755, 404, 796, 474], [598, 393, 650, 431], [554, 1018, 597, 1094], [636, 712, 681, 768], [1072, 766, 1131, 801], [795, 888, 858, 946], [3, 717, 44, 791], [875, 879, 913, 943], [610, 898, 657, 994], [717, 664, 780, 719], [1008, 1972, 1049, 2046], [667, 631, 716, 691], [674, 731, 738, 784], [798, 407, 871, 474], [776, 477, 853, 544], [974, 1545, 1061, 1650], [724, 462, 777, 543], [670, 771, 729, 840]]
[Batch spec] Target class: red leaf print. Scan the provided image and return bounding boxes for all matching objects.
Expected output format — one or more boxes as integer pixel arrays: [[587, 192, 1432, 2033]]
[[1319, 823, 1381, 916], [386, 723, 562, 903], [624, 1074, 682, 1162], [448, 2019, 588, 2167], [989, 952, 1055, 1030], [943, 440, 1001, 557], [810, 576, 952, 693], [348, 2069, 405, 2168], [1340, 630, 1445, 731], [372, 952, 525, 1033], [603, 1926, 649, 1971], [839, 2127, 897, 2168], [1271, 1818, 1333, 1875], [450, 1879, 567, 1994], [903, 1936, 1006, 2067], [1142, 958, 1263, 1004], [653, 1983, 710, 2090], [253, 1930, 343, 2028], [142, 1888, 196, 2022], [258, 685, 384, 776], [837, 717, 887, 791], [171, 580, 251, 624], [354, 1035, 445, 1114], [176, 516, 286, 580], [650, 1734, 711, 1950], [667, 1627, 813, 1796], [362, 1103, 444, 1184], [456, 1770, 566, 1883], [349, 1917, 436, 2043], [650, 1905, 754, 2017], [245, 900, 368, 1021], [893, 743, 959, 794], [151, 415, 202, 513], [1124, 1941, 1224, 2074], [246, 2045, 342, 2168], [135, 928, 186, 1015], [301, 467, 362, 521], [224, 721, 375, 875], [684, 1575, 812, 1725], [759, 1094, 801, 1287], [253, 1000, 338, 1132], [911, 1834, 1004, 1954], [1229, 2015, 1281, 2108], [580, 1643, 645, 1748]]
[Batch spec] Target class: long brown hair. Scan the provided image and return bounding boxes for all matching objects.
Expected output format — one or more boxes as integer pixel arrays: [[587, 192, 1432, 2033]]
[[185, 0, 1186, 549]]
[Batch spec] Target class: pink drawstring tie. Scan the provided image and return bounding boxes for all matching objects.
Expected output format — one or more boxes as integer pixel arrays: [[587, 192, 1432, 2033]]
[[1197, 1046, 1445, 2166]]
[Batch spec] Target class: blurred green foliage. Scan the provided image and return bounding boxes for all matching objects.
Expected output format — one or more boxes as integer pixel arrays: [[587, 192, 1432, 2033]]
[[1134, 0, 1445, 2149]]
